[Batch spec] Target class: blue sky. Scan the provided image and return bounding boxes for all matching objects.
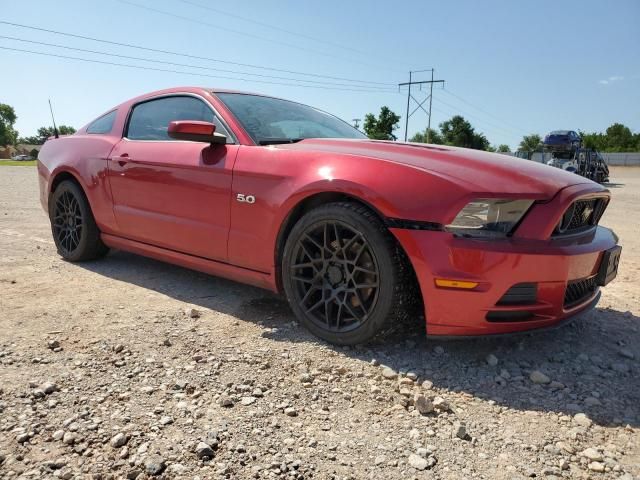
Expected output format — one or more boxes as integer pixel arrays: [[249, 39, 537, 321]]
[[1, 0, 638, 149]]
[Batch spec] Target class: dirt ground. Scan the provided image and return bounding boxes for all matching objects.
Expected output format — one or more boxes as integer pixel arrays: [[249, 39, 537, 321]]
[[0, 166, 638, 480]]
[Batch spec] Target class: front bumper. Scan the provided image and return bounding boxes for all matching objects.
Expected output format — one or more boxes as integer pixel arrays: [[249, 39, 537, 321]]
[[391, 225, 618, 336]]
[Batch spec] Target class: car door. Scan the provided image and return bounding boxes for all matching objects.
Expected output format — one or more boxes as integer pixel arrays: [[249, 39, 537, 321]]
[[107, 94, 239, 262]]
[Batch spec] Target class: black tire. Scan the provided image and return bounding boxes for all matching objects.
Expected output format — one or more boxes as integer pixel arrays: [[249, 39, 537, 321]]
[[49, 180, 109, 262], [282, 202, 414, 345]]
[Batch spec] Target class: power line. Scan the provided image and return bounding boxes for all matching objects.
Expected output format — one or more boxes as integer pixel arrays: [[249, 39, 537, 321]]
[[0, 45, 398, 93], [442, 88, 525, 133], [117, 0, 404, 74], [176, 0, 405, 66], [0, 21, 396, 86], [433, 100, 515, 142], [433, 96, 522, 137], [0, 35, 394, 91], [411, 101, 517, 145]]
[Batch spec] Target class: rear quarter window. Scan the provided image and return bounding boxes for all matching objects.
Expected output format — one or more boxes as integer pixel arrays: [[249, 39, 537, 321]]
[[86, 110, 117, 134]]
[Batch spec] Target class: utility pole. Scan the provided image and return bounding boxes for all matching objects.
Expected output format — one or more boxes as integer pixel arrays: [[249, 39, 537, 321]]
[[398, 69, 445, 143], [427, 69, 434, 143], [352, 118, 361, 129], [404, 71, 412, 142]]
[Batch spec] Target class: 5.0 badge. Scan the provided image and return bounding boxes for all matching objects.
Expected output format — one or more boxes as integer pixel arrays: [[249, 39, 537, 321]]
[[236, 193, 256, 204]]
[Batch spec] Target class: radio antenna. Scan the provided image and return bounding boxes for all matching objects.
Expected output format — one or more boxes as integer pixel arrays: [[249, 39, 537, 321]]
[[48, 99, 59, 139]]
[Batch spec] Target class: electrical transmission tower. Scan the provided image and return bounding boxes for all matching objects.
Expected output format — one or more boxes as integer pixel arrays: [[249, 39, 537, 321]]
[[399, 69, 445, 142]]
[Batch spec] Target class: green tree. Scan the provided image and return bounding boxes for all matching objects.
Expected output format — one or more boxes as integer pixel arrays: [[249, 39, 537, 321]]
[[19, 125, 77, 145], [439, 115, 490, 150], [363, 107, 400, 140], [496, 144, 510, 153], [409, 127, 443, 144], [37, 125, 76, 143], [518, 134, 542, 152], [580, 124, 637, 152], [605, 123, 634, 151], [0, 104, 18, 146], [17, 135, 40, 145], [579, 130, 606, 151]]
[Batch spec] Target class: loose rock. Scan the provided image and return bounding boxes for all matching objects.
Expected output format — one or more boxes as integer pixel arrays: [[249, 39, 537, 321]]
[[580, 448, 603, 461], [414, 394, 434, 415], [381, 367, 397, 379], [486, 354, 499, 366], [110, 433, 128, 448], [196, 442, 215, 459], [452, 421, 470, 440], [529, 370, 551, 384], [145, 455, 166, 476], [284, 407, 298, 417]]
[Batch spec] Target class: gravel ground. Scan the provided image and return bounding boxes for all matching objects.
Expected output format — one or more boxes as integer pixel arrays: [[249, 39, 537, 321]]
[[0, 166, 638, 480]]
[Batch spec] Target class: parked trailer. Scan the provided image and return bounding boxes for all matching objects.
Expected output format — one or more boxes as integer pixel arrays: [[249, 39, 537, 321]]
[[546, 148, 609, 183]]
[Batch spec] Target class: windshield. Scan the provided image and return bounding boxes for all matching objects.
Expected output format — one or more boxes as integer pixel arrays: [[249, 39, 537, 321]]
[[216, 93, 366, 145]]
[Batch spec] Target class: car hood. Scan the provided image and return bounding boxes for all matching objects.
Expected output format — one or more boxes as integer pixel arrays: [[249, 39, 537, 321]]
[[276, 138, 593, 197]]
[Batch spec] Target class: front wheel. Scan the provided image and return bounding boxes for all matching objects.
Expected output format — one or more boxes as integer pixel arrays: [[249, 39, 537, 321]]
[[282, 202, 414, 345], [49, 180, 109, 262]]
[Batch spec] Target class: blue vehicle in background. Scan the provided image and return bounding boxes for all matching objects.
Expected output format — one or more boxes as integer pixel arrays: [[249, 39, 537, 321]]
[[543, 130, 582, 155]]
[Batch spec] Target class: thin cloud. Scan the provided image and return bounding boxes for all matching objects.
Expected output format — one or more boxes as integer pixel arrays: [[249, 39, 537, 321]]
[[599, 75, 625, 85]]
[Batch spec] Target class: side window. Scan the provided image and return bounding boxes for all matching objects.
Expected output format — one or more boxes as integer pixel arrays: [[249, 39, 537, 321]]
[[86, 110, 117, 134], [127, 96, 232, 142]]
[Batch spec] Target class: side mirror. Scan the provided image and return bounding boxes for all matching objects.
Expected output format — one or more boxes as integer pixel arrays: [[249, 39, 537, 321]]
[[167, 120, 227, 144]]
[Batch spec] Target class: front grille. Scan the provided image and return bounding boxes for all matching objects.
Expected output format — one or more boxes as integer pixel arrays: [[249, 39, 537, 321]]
[[496, 283, 538, 306], [564, 277, 597, 308], [554, 198, 608, 235]]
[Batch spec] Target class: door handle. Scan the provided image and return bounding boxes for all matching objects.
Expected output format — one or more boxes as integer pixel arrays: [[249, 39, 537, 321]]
[[113, 153, 130, 167]]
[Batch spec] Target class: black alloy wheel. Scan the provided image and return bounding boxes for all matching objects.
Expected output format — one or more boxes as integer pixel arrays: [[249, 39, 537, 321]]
[[49, 180, 109, 261], [289, 220, 380, 333], [282, 202, 415, 345], [52, 189, 83, 255]]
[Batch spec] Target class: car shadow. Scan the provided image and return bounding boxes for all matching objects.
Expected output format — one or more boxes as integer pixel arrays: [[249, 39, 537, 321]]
[[78, 250, 639, 427], [602, 182, 625, 189]]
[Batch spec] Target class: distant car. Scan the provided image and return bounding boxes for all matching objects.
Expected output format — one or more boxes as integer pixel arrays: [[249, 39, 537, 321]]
[[37, 87, 621, 344], [543, 130, 582, 153], [11, 154, 33, 161]]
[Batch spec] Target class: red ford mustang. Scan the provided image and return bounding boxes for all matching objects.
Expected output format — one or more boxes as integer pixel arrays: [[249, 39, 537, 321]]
[[38, 87, 621, 345]]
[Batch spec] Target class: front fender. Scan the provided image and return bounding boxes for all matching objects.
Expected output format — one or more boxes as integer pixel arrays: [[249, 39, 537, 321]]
[[228, 147, 472, 277]]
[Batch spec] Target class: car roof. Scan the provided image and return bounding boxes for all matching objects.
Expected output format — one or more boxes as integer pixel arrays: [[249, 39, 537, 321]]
[[549, 130, 572, 135], [126, 86, 281, 103]]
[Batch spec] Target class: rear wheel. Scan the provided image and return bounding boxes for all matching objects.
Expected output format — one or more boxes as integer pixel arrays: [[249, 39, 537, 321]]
[[49, 180, 109, 261], [282, 202, 413, 345]]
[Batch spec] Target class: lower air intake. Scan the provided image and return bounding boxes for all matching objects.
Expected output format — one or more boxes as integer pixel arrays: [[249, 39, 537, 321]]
[[496, 283, 537, 306], [564, 277, 597, 308]]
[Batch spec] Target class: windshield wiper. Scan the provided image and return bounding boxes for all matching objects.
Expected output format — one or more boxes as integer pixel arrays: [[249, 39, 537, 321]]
[[257, 138, 304, 145]]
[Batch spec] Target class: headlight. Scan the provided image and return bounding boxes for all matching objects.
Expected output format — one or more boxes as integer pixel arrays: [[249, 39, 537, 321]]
[[445, 198, 534, 238]]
